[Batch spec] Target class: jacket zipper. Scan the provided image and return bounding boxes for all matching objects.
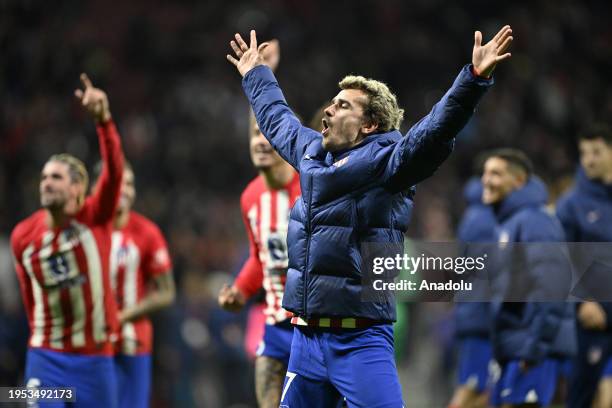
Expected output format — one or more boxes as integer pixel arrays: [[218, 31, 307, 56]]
[[302, 174, 313, 318]]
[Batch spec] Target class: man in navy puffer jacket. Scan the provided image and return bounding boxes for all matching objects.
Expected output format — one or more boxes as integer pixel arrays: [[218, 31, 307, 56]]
[[557, 124, 612, 408], [481, 149, 572, 407], [450, 177, 496, 408], [227, 27, 513, 407]]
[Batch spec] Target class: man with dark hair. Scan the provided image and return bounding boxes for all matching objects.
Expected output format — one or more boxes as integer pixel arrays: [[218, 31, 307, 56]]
[[557, 124, 612, 408], [482, 149, 573, 408], [227, 25, 513, 407], [578, 123, 612, 145], [10, 74, 124, 407]]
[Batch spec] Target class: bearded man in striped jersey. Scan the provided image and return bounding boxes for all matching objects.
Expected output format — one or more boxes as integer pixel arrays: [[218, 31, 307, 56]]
[[10, 74, 124, 408]]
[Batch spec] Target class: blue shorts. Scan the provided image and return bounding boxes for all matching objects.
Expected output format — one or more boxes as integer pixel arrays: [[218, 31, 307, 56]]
[[115, 353, 152, 408], [280, 324, 404, 408], [256, 319, 293, 366], [24, 348, 117, 408], [491, 359, 559, 407], [457, 337, 492, 392]]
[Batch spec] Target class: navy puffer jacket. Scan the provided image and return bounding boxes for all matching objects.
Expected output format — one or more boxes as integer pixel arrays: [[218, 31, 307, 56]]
[[243, 64, 493, 321], [455, 178, 496, 338], [489, 178, 572, 362]]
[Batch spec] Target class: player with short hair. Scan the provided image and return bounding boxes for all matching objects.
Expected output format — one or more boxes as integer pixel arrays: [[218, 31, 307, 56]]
[[557, 124, 612, 408], [92, 161, 175, 408], [482, 149, 572, 408], [10, 74, 124, 407], [227, 26, 513, 407]]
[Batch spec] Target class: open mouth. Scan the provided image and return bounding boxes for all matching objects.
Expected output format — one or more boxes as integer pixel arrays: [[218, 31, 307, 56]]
[[321, 118, 329, 136]]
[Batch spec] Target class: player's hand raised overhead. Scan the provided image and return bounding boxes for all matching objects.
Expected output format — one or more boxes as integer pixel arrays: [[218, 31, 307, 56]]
[[74, 73, 112, 124], [227, 30, 274, 77], [472, 25, 513, 78]]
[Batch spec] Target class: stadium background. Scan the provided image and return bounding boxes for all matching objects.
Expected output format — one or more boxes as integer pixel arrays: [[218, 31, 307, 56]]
[[0, 0, 610, 406]]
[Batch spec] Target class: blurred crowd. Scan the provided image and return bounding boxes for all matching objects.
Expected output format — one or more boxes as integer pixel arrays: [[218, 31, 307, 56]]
[[1, 0, 611, 406]]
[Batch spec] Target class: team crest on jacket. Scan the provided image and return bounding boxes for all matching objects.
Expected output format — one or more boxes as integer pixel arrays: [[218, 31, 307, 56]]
[[498, 230, 510, 249], [333, 156, 350, 168], [587, 210, 600, 224], [588, 346, 603, 364]]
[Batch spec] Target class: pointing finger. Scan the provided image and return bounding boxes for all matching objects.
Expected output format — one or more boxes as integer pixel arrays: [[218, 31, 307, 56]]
[[80, 73, 93, 89], [250, 29, 257, 50]]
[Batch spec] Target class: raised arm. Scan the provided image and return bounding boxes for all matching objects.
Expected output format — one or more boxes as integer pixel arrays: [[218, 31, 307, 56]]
[[227, 31, 319, 169], [375, 26, 512, 189], [74, 74, 124, 224]]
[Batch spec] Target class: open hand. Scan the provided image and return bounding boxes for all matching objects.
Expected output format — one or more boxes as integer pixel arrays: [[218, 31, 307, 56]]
[[74, 73, 112, 124], [472, 25, 513, 78], [227, 30, 273, 77]]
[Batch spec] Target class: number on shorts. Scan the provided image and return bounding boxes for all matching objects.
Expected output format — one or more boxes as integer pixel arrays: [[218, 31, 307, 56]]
[[281, 371, 297, 403]]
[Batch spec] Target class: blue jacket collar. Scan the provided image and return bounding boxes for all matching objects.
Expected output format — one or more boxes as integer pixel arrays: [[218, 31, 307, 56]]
[[576, 167, 612, 199], [494, 176, 548, 222], [328, 130, 401, 163]]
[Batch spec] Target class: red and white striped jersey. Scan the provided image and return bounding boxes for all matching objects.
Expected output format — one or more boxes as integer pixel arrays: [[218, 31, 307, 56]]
[[235, 172, 301, 325], [110, 211, 172, 355], [10, 121, 124, 356]]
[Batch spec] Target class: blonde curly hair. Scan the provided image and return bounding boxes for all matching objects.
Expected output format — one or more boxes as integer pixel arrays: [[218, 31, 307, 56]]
[[338, 76, 404, 132]]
